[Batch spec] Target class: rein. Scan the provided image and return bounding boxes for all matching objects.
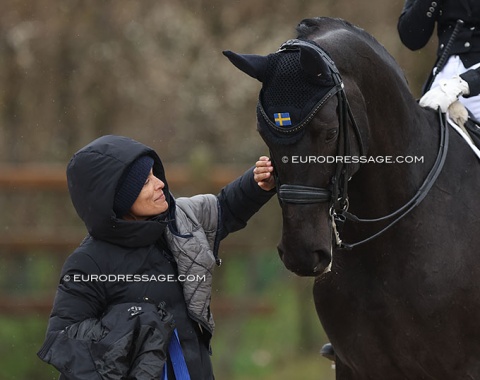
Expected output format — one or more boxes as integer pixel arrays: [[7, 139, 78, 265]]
[[270, 39, 450, 250], [337, 108, 448, 249]]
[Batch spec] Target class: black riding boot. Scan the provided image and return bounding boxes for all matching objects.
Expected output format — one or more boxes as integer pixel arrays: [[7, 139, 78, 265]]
[[320, 342, 335, 361]]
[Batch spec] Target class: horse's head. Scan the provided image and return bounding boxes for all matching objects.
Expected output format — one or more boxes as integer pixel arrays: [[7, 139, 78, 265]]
[[223, 19, 382, 276]]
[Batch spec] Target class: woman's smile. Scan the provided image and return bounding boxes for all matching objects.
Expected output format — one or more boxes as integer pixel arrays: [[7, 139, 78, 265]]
[[127, 169, 169, 220]]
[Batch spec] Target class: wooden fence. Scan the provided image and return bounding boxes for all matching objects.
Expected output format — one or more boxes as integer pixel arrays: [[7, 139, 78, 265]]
[[0, 163, 275, 317]]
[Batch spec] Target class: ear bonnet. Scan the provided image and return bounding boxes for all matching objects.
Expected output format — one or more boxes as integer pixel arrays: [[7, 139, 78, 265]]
[[224, 39, 343, 143]]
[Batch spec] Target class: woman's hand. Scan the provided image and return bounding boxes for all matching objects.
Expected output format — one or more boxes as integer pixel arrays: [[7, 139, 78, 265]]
[[253, 156, 275, 191]]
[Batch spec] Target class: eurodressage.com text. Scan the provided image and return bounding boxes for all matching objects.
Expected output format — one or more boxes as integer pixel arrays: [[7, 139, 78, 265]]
[[283, 155, 425, 164], [63, 274, 207, 283]]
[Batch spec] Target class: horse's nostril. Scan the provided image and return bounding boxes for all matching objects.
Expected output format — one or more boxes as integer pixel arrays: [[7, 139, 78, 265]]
[[313, 250, 332, 274]]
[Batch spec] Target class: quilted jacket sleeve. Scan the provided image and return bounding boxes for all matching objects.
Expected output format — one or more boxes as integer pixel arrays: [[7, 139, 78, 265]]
[[177, 194, 219, 248]]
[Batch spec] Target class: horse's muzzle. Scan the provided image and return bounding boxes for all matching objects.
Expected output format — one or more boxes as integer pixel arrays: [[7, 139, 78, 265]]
[[277, 245, 332, 277]]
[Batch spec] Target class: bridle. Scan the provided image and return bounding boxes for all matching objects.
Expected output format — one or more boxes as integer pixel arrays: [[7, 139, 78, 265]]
[[262, 39, 365, 210], [263, 39, 449, 249]]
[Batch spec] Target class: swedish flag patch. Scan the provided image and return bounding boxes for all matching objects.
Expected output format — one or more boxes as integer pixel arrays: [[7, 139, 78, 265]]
[[274, 113, 292, 127]]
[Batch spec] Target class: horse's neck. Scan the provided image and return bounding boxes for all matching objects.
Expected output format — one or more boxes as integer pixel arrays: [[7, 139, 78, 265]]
[[351, 92, 440, 216], [370, 99, 437, 157]]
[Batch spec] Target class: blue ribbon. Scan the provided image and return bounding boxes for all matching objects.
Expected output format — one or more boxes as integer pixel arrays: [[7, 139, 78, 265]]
[[163, 329, 191, 380]]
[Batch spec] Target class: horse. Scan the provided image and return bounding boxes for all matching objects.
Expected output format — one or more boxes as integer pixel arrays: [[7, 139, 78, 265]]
[[224, 17, 480, 379]]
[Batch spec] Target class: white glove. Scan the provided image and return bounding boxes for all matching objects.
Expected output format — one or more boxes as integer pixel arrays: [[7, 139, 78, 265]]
[[420, 76, 470, 112]]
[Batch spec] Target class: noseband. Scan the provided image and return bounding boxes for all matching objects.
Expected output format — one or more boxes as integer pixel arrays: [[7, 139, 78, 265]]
[[278, 184, 331, 204], [268, 39, 449, 249]]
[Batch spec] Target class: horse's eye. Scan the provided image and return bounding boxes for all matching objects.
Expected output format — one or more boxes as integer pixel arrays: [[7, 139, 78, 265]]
[[326, 128, 338, 142]]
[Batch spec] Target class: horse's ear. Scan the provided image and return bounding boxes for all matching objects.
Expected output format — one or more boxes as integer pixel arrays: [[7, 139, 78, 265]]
[[223, 50, 268, 82], [299, 46, 331, 78]]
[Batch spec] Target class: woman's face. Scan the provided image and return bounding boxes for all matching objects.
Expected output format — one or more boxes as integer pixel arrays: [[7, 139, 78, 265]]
[[127, 169, 168, 220]]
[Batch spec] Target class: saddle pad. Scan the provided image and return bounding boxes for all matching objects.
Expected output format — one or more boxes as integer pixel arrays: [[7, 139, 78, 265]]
[[447, 115, 480, 160]]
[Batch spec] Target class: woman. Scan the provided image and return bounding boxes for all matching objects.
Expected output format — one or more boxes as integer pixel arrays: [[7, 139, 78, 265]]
[[397, 0, 480, 119], [38, 135, 275, 379]]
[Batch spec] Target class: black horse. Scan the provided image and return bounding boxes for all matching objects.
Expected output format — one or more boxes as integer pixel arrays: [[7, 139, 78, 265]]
[[224, 17, 480, 379]]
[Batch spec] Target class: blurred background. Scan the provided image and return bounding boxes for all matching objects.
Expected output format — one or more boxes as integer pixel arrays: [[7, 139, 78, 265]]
[[0, 0, 437, 379]]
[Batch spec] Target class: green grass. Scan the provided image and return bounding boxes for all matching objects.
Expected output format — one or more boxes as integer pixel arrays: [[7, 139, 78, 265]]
[[0, 316, 57, 379], [1, 249, 335, 379], [210, 252, 335, 379]]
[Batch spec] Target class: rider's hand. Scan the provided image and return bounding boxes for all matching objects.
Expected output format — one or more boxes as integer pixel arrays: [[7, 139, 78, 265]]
[[254, 156, 275, 191], [420, 76, 470, 113]]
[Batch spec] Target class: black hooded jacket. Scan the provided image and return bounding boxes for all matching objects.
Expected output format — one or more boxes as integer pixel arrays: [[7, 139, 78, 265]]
[[42, 135, 275, 379]]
